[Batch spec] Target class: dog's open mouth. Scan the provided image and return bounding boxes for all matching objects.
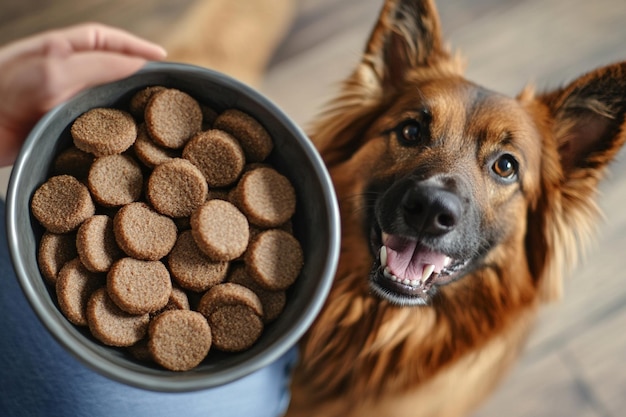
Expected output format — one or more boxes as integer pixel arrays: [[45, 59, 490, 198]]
[[370, 232, 470, 306]]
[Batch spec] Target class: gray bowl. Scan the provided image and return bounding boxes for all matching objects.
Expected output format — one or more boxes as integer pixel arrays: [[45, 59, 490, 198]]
[[6, 62, 340, 392]]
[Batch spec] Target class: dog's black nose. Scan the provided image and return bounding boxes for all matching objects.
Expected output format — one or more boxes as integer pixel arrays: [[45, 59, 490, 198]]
[[402, 185, 462, 236]]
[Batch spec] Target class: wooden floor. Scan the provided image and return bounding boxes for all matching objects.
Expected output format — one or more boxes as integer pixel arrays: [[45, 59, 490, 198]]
[[1, 0, 625, 416]]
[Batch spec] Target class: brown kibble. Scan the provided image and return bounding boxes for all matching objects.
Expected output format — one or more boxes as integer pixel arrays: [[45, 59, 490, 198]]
[[88, 154, 144, 207], [71, 108, 137, 156], [129, 86, 167, 119], [31, 175, 95, 233], [245, 229, 303, 291], [197, 283, 264, 352], [56, 258, 105, 326], [133, 124, 179, 168], [107, 258, 172, 315], [228, 263, 286, 323], [76, 215, 123, 273], [53, 147, 94, 180], [208, 305, 263, 352], [38, 232, 78, 284], [168, 230, 228, 292], [182, 129, 245, 188], [232, 167, 296, 228], [87, 287, 150, 347], [147, 158, 208, 218], [149, 310, 212, 371], [213, 109, 273, 162], [114, 202, 177, 261], [191, 199, 249, 261], [163, 286, 191, 312], [145, 89, 202, 149], [197, 283, 263, 317]]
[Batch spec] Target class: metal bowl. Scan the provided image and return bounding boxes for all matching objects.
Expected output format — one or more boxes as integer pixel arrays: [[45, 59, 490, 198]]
[[6, 61, 339, 392]]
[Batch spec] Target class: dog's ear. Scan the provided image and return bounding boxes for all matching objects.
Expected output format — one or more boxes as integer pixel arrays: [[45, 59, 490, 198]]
[[313, 0, 456, 165], [525, 62, 626, 301], [362, 0, 450, 90]]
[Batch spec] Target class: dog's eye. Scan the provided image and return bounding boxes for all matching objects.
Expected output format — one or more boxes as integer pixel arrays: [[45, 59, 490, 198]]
[[492, 154, 518, 179], [394, 120, 424, 145]]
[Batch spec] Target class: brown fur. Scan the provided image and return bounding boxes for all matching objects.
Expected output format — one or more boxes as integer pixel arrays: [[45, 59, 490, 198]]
[[284, 1, 626, 416], [166, 1, 626, 416]]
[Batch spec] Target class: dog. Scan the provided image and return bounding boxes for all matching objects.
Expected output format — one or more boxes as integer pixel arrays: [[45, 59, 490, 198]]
[[277, 0, 626, 416]]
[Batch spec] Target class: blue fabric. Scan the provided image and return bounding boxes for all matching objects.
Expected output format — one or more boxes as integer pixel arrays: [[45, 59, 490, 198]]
[[0, 200, 296, 417]]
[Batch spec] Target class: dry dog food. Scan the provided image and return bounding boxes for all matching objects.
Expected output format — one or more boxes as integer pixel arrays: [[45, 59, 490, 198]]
[[107, 258, 172, 315], [76, 215, 122, 273], [31, 175, 95, 234], [113, 202, 178, 261], [31, 85, 303, 371], [71, 108, 137, 156], [197, 283, 264, 352], [145, 88, 203, 149], [191, 199, 250, 262], [38, 232, 78, 285], [168, 230, 229, 292], [88, 154, 144, 207], [149, 310, 212, 371], [182, 129, 245, 187], [147, 158, 208, 218], [87, 287, 150, 347], [214, 109, 273, 162]]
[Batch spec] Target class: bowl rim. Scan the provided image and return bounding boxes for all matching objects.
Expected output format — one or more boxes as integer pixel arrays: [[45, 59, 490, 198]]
[[5, 61, 341, 391]]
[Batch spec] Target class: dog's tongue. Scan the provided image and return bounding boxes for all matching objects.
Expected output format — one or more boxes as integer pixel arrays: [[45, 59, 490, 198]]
[[382, 233, 449, 281]]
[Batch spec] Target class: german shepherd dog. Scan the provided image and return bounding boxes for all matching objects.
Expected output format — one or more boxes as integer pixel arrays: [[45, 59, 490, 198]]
[[282, 0, 626, 416]]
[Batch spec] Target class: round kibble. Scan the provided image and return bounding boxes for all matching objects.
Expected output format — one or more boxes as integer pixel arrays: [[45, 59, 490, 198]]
[[133, 124, 179, 168], [56, 258, 105, 326], [182, 129, 245, 188], [71, 108, 137, 156], [147, 158, 208, 218], [53, 146, 94, 180], [168, 230, 228, 292], [213, 109, 273, 162], [149, 310, 212, 371], [88, 154, 144, 207], [87, 287, 150, 347], [228, 263, 286, 323], [114, 202, 177, 261], [191, 199, 249, 261], [245, 229, 303, 291], [162, 286, 191, 312], [232, 167, 296, 228], [197, 283, 263, 317], [145, 89, 202, 149], [197, 283, 264, 352], [107, 258, 172, 315], [31, 175, 95, 233], [207, 305, 263, 352], [38, 232, 78, 284], [129, 86, 167, 119], [76, 215, 123, 273]]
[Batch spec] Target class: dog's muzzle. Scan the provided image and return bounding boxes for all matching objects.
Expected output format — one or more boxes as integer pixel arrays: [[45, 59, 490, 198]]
[[368, 176, 476, 306]]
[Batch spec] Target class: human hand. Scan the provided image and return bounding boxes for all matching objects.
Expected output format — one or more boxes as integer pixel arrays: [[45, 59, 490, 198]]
[[0, 23, 167, 167]]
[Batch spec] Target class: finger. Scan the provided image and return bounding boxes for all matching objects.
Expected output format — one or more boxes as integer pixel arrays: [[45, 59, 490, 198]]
[[56, 23, 167, 60], [43, 52, 149, 108]]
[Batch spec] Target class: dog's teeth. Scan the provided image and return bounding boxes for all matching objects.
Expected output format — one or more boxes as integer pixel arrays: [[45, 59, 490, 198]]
[[383, 266, 392, 279], [380, 246, 388, 268], [421, 264, 436, 283], [410, 280, 419, 287], [402, 279, 410, 285], [443, 257, 452, 267]]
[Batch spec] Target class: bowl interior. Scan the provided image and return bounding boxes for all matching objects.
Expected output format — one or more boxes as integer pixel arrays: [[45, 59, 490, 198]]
[[6, 62, 339, 392]]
